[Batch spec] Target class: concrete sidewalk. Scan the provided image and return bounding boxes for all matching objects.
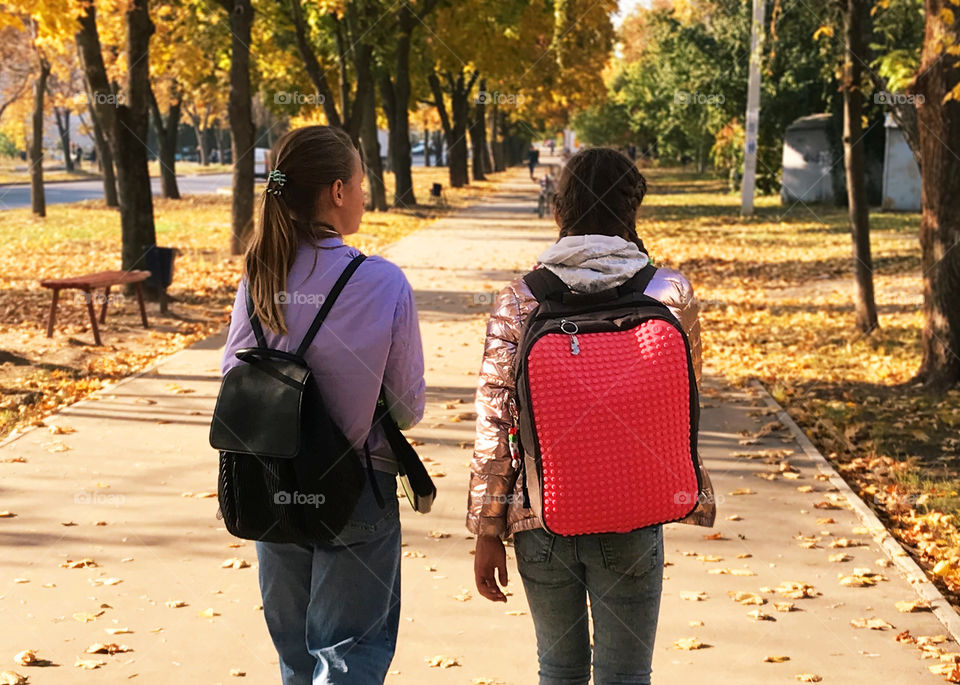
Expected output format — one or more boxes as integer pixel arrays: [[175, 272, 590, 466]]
[[0, 163, 956, 684]]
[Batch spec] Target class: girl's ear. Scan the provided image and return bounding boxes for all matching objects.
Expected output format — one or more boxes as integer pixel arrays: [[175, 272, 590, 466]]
[[331, 179, 344, 207]]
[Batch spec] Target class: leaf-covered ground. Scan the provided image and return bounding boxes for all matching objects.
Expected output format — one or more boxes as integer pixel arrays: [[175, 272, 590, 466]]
[[639, 167, 960, 606], [0, 166, 507, 441]]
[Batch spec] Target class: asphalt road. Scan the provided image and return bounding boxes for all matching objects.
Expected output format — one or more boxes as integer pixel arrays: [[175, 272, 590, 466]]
[[0, 173, 234, 210], [0, 153, 437, 211]]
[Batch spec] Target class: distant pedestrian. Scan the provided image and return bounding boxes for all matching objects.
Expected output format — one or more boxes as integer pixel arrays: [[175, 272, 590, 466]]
[[526, 145, 540, 179]]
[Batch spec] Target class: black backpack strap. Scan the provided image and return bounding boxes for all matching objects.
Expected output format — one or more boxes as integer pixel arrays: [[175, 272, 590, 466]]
[[245, 283, 267, 349], [295, 254, 366, 357], [522, 266, 569, 302], [616, 262, 658, 297]]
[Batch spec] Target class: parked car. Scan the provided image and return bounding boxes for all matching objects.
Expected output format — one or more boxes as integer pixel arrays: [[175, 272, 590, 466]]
[[254, 147, 271, 178]]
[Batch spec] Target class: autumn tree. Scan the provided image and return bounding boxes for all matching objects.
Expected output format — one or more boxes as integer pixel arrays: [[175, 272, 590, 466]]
[[0, 26, 32, 121], [907, 0, 960, 389], [215, 0, 254, 255], [28, 19, 49, 216], [842, 0, 879, 333], [76, 0, 158, 276], [377, 0, 440, 207]]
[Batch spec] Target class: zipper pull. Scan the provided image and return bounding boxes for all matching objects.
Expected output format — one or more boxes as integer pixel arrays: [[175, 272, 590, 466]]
[[560, 319, 580, 355]]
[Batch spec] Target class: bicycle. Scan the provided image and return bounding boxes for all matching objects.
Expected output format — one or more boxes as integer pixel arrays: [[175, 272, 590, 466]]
[[537, 173, 556, 219]]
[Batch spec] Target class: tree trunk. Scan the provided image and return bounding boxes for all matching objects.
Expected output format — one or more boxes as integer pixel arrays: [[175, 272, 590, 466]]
[[343, 4, 385, 210], [906, 0, 960, 390], [196, 122, 209, 165], [482, 107, 493, 175], [288, 0, 342, 128], [29, 56, 50, 217], [470, 78, 487, 181], [377, 3, 420, 207], [148, 82, 181, 199], [220, 0, 255, 255], [76, 0, 157, 279], [87, 99, 118, 207], [216, 124, 226, 165], [54, 107, 73, 172], [359, 77, 387, 210], [842, 0, 878, 334], [491, 103, 505, 172], [428, 70, 478, 188]]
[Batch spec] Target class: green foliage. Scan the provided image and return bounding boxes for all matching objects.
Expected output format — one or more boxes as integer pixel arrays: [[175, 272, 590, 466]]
[[870, 0, 925, 93], [570, 101, 632, 147], [574, 0, 922, 194], [0, 131, 18, 157]]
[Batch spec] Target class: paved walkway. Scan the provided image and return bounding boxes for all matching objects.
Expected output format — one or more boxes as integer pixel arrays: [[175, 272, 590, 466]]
[[0, 163, 956, 683]]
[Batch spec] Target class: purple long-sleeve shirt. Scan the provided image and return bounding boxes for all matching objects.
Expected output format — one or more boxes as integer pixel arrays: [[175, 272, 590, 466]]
[[220, 235, 426, 473]]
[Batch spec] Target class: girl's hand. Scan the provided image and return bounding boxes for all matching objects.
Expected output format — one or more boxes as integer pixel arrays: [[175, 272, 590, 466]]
[[474, 535, 508, 602]]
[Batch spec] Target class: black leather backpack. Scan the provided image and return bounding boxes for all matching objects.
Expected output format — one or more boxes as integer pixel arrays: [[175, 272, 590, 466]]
[[209, 255, 369, 543]]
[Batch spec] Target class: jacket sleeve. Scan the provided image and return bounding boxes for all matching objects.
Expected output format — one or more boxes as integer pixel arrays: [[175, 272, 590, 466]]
[[381, 275, 426, 430], [220, 280, 256, 378], [466, 283, 522, 538], [654, 269, 702, 393]]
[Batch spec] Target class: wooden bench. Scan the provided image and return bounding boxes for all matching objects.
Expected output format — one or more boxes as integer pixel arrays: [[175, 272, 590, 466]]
[[40, 270, 151, 346]]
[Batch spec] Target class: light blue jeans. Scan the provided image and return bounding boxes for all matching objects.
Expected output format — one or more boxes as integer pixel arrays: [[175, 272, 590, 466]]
[[256, 469, 401, 685], [514, 524, 664, 685]]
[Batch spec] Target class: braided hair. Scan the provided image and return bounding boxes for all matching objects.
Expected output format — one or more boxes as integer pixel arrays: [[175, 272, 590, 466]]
[[553, 146, 648, 253]]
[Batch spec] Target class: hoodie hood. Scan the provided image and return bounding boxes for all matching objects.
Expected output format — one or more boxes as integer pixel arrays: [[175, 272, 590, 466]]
[[536, 234, 650, 293]]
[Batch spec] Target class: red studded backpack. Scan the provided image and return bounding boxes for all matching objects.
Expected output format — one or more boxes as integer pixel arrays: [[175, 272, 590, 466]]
[[512, 263, 703, 536]]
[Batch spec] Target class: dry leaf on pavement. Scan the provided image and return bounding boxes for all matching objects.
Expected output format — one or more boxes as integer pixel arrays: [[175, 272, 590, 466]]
[[425, 655, 461, 668], [895, 599, 932, 612], [74, 659, 106, 670], [86, 643, 132, 655], [221, 558, 250, 569], [728, 591, 766, 605], [850, 617, 894, 630]]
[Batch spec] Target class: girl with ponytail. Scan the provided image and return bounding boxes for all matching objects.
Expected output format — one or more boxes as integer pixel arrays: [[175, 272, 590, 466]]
[[221, 125, 426, 684]]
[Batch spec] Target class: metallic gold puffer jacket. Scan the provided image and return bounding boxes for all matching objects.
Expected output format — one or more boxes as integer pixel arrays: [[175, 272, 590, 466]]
[[466, 266, 717, 538]]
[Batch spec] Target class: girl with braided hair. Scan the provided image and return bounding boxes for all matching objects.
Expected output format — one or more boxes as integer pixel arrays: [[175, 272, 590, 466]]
[[467, 146, 715, 684]]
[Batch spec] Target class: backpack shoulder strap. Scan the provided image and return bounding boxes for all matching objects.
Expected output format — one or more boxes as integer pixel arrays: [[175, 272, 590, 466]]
[[245, 283, 267, 349], [295, 253, 366, 357], [616, 262, 658, 297], [522, 266, 569, 302]]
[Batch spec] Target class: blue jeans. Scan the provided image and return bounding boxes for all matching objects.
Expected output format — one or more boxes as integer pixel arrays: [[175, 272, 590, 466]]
[[514, 524, 664, 685], [256, 469, 401, 685]]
